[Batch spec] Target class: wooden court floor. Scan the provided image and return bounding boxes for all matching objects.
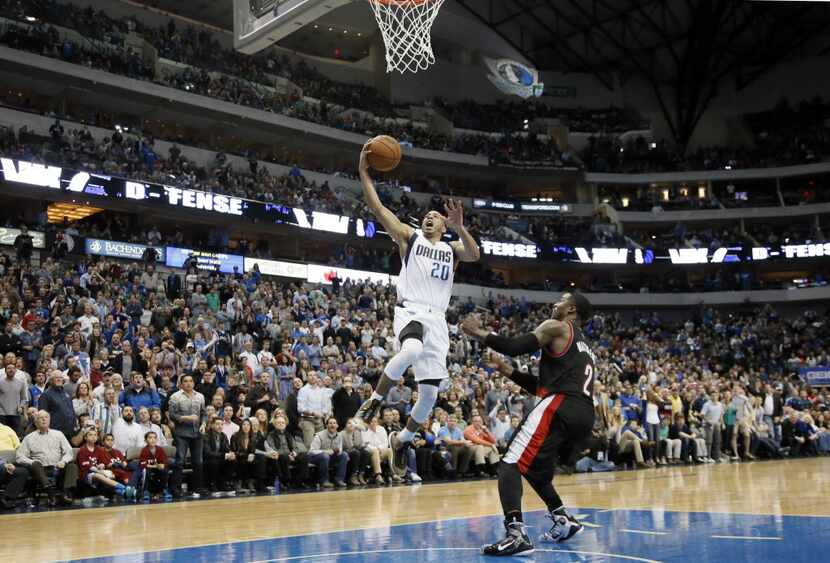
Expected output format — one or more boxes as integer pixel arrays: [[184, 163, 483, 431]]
[[2, 457, 828, 562]]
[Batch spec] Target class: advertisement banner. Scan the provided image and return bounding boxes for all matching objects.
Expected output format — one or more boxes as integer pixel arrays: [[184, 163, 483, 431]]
[[306, 264, 391, 285], [166, 246, 244, 274], [85, 238, 165, 262], [799, 367, 830, 386], [0, 158, 377, 240], [0, 227, 46, 249], [244, 257, 307, 279]]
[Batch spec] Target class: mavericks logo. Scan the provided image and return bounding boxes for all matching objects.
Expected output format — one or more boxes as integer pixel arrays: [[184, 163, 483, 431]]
[[484, 58, 544, 99]]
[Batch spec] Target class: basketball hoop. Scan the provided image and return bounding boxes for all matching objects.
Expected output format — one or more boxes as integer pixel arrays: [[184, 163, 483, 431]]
[[367, 0, 446, 74]]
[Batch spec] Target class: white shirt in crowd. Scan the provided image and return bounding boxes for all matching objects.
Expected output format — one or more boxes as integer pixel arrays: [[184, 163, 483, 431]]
[[361, 425, 389, 450], [112, 418, 146, 454], [297, 384, 332, 417]]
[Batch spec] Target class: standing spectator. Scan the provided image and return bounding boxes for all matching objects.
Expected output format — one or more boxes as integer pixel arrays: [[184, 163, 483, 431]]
[[331, 375, 361, 430], [13, 225, 33, 265], [308, 417, 349, 489], [38, 370, 76, 439], [0, 322, 22, 357], [15, 411, 78, 505], [731, 385, 755, 460], [168, 374, 206, 497], [90, 388, 122, 437], [120, 372, 161, 411], [297, 373, 330, 447], [701, 391, 724, 461], [0, 363, 27, 432]]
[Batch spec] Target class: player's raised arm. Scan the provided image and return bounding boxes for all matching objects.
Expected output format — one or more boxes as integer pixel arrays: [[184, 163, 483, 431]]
[[359, 142, 413, 245], [461, 316, 570, 357], [445, 199, 480, 262]]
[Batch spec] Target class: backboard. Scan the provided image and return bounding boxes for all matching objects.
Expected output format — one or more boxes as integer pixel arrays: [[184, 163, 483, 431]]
[[233, 0, 351, 54]]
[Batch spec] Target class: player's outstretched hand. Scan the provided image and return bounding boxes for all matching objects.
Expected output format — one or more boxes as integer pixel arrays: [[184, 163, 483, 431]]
[[359, 140, 372, 174], [461, 314, 483, 338], [443, 198, 464, 229], [486, 353, 516, 378]]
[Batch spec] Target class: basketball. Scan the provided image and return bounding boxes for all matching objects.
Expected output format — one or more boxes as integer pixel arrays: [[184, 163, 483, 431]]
[[367, 135, 402, 172]]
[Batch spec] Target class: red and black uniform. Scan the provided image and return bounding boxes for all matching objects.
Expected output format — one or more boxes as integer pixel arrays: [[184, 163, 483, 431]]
[[497, 322, 596, 518]]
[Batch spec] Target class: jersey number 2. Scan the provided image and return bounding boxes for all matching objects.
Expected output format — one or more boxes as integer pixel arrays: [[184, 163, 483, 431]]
[[583, 364, 594, 397], [431, 263, 449, 281]]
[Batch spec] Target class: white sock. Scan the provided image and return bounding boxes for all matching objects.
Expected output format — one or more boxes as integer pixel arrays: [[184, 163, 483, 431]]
[[370, 391, 383, 402], [398, 428, 415, 443]]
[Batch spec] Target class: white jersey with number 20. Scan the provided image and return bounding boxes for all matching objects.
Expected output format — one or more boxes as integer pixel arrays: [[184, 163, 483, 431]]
[[396, 230, 455, 312]]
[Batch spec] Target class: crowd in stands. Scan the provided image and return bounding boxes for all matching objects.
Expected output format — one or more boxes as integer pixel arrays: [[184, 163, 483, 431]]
[[0, 242, 827, 510]]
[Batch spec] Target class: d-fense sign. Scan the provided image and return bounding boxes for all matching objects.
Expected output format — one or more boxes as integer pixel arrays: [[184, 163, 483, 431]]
[[482, 240, 538, 259]]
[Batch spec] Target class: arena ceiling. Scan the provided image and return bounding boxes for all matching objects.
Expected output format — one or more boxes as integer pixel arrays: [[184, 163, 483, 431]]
[[136, 0, 830, 148]]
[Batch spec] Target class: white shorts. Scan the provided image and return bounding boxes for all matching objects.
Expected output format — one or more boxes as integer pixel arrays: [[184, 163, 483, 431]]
[[393, 304, 449, 382]]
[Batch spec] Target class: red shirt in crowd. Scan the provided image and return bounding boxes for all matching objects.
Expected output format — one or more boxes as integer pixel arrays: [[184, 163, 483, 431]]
[[76, 445, 108, 481], [103, 447, 131, 483], [139, 446, 168, 469], [463, 425, 496, 446]]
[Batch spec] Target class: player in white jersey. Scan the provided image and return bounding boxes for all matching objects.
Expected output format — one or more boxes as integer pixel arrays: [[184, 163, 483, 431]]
[[356, 141, 480, 470]]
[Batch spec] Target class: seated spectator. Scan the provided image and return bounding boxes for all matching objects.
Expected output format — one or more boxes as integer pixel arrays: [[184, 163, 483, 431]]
[[137, 406, 167, 447], [360, 415, 394, 485], [264, 413, 308, 489], [112, 406, 145, 454], [230, 418, 259, 493], [0, 421, 29, 509], [203, 417, 235, 495], [100, 432, 134, 488], [138, 431, 173, 500], [489, 407, 512, 449], [76, 427, 134, 499], [463, 414, 499, 476], [340, 418, 371, 486], [616, 418, 650, 468], [308, 416, 349, 489], [436, 414, 474, 477], [657, 417, 681, 464], [15, 410, 78, 505]]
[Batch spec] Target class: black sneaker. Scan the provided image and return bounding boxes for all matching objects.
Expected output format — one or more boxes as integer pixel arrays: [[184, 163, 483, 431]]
[[540, 508, 583, 543], [481, 522, 534, 557], [356, 398, 382, 424], [389, 431, 412, 474]]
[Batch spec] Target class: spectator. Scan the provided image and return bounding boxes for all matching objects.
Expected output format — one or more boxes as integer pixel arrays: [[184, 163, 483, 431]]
[[203, 416, 235, 496], [90, 387, 122, 437], [138, 431, 173, 500], [120, 372, 161, 410], [436, 414, 473, 477], [112, 406, 144, 454], [331, 375, 361, 430], [38, 370, 76, 438], [15, 410, 78, 505], [264, 413, 308, 489], [168, 374, 206, 497], [0, 362, 27, 433], [308, 416, 349, 489], [297, 372, 329, 447], [340, 418, 370, 486], [76, 427, 134, 499], [0, 421, 29, 509], [360, 415, 394, 485], [462, 414, 499, 477]]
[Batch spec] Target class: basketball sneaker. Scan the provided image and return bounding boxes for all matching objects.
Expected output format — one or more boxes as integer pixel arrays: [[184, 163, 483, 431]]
[[389, 431, 412, 474], [356, 397, 382, 424], [481, 521, 535, 557], [540, 508, 583, 543]]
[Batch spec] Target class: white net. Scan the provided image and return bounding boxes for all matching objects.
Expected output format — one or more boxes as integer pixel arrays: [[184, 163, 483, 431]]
[[368, 0, 446, 74]]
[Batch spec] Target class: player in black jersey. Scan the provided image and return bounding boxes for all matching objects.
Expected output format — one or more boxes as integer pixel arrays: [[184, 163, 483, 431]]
[[462, 292, 595, 557]]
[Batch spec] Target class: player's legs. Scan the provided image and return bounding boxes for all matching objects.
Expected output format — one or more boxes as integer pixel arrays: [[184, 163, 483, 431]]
[[356, 320, 423, 423]]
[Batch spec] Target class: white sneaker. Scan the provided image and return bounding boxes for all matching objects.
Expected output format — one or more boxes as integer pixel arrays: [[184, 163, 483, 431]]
[[410, 473, 422, 483]]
